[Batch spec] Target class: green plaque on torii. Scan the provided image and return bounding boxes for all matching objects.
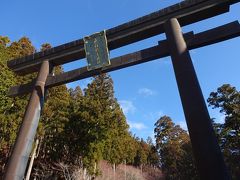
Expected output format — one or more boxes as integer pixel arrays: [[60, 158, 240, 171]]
[[84, 30, 110, 71]]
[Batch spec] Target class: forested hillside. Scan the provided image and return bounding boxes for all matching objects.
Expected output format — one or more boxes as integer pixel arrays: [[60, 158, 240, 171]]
[[0, 36, 160, 179], [0, 36, 239, 179]]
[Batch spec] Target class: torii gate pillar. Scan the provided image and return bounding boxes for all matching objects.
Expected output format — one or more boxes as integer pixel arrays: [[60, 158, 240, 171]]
[[164, 18, 230, 180], [4, 61, 50, 180]]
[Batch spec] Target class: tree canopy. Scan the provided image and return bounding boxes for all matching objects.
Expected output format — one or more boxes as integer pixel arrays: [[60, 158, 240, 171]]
[[0, 35, 239, 179], [208, 84, 240, 179], [154, 116, 199, 180], [0, 37, 159, 179]]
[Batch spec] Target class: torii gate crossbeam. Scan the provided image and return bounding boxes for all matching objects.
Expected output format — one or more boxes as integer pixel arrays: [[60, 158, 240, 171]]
[[4, 0, 240, 179]]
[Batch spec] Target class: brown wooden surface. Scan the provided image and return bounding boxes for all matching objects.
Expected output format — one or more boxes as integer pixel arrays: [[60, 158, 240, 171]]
[[165, 18, 230, 180], [7, 0, 240, 75], [8, 21, 240, 97]]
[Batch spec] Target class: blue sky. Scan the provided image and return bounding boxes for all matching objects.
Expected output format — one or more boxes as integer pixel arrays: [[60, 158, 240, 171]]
[[1, 0, 240, 140]]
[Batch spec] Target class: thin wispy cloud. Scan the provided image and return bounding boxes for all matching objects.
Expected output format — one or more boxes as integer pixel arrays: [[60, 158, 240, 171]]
[[128, 121, 147, 130], [150, 131, 156, 143], [144, 110, 164, 122], [178, 120, 188, 131], [138, 88, 156, 97], [156, 111, 163, 117], [119, 100, 136, 114], [214, 114, 225, 124], [210, 110, 226, 124]]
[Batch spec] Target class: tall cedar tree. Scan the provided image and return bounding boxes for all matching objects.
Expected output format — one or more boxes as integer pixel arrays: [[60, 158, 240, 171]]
[[32, 44, 71, 179], [154, 116, 199, 180], [65, 74, 129, 174], [0, 37, 36, 177], [1, 36, 162, 178], [208, 84, 240, 179], [146, 137, 160, 167]]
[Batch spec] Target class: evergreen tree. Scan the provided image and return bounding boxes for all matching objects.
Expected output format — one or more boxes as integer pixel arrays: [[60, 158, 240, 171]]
[[134, 139, 148, 169], [146, 137, 160, 167], [0, 36, 16, 175], [65, 73, 130, 174], [122, 133, 138, 164], [154, 116, 199, 180], [208, 84, 240, 179], [40, 43, 52, 51], [0, 35, 163, 178], [0, 36, 36, 176], [32, 46, 71, 179]]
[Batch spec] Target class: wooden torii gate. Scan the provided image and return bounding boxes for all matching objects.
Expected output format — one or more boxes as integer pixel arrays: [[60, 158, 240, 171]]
[[4, 0, 240, 179]]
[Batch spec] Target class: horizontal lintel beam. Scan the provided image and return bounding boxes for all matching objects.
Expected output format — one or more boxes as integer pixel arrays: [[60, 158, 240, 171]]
[[7, 0, 239, 75], [8, 21, 240, 97]]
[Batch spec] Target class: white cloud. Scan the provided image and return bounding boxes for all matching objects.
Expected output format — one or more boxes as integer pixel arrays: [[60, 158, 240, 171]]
[[214, 114, 225, 124], [119, 100, 136, 114], [178, 120, 188, 131], [144, 111, 164, 122], [128, 121, 147, 130], [210, 110, 226, 124], [138, 88, 156, 97], [149, 131, 156, 142], [156, 111, 163, 117]]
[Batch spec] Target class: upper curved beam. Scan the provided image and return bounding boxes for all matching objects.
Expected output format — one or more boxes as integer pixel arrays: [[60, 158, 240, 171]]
[[7, 0, 239, 75], [8, 21, 240, 97]]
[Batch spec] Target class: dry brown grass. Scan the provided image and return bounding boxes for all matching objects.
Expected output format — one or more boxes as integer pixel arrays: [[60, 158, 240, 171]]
[[60, 161, 164, 180], [93, 161, 163, 180]]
